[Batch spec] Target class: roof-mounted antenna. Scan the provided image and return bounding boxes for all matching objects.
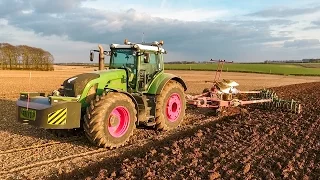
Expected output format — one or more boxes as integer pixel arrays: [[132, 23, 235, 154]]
[[142, 32, 145, 43]]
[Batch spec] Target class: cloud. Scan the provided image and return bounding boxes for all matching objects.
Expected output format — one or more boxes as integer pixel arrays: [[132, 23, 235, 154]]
[[4, 7, 295, 47], [0, 0, 29, 16], [0, 0, 319, 62], [1, 5, 297, 61], [312, 20, 320, 26], [0, 0, 92, 16], [302, 20, 320, 30], [31, 0, 90, 13], [283, 39, 320, 48], [247, 6, 320, 17]]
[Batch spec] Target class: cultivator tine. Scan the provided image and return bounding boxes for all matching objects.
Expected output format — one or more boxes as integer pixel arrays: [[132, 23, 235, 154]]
[[256, 89, 301, 114]]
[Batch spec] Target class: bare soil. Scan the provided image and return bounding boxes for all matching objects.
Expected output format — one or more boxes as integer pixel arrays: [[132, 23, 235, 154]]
[[0, 66, 319, 179]]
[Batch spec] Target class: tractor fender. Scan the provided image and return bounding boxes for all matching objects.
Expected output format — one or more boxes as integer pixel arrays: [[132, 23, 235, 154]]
[[147, 73, 187, 95], [104, 88, 139, 120]]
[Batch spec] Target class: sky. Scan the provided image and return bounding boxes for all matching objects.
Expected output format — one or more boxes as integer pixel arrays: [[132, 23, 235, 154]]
[[0, 0, 320, 63]]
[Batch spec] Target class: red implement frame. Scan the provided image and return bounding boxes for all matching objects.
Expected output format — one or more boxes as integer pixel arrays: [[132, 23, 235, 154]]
[[186, 59, 273, 109]]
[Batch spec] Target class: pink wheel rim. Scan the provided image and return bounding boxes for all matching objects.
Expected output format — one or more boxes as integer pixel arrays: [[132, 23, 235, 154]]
[[166, 93, 182, 122], [107, 106, 130, 138]]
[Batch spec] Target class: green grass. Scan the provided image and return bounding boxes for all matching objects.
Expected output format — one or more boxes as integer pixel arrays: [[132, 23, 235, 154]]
[[164, 63, 320, 76]]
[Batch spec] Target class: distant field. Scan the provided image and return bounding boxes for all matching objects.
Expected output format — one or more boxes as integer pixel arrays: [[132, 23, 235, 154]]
[[164, 63, 320, 76], [295, 63, 320, 68]]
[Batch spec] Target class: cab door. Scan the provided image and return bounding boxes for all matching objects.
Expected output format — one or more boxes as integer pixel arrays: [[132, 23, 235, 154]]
[[138, 52, 161, 91]]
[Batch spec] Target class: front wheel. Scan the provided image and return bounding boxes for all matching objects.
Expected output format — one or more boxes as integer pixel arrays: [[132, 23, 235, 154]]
[[83, 92, 137, 148], [155, 80, 186, 130]]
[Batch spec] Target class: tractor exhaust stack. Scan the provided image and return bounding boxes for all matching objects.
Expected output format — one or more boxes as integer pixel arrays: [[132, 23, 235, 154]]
[[89, 45, 106, 70], [98, 45, 105, 70]]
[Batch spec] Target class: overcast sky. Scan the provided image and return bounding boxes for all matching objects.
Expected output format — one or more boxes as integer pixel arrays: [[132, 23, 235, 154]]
[[0, 0, 320, 63]]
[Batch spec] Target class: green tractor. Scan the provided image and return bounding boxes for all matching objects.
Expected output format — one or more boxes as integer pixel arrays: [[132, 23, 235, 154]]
[[16, 39, 187, 148]]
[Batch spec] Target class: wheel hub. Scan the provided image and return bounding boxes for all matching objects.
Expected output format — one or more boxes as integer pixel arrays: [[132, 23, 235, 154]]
[[166, 93, 182, 122], [109, 115, 120, 127], [107, 106, 130, 138]]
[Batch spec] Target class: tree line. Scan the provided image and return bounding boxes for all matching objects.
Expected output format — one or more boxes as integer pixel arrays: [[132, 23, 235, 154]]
[[0, 43, 54, 71]]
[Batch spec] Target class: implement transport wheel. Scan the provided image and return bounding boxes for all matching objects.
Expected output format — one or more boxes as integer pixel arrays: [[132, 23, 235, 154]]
[[155, 80, 186, 131], [83, 92, 137, 148]]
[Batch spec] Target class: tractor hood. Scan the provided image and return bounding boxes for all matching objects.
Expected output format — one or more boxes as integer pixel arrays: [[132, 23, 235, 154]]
[[62, 73, 100, 97], [91, 69, 126, 76], [62, 69, 126, 98]]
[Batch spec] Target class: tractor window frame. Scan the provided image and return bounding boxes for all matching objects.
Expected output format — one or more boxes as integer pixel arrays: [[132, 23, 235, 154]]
[[156, 53, 164, 71], [109, 48, 137, 72]]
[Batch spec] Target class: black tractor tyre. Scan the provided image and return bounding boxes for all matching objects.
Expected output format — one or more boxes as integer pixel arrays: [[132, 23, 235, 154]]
[[83, 92, 137, 148], [155, 80, 186, 131]]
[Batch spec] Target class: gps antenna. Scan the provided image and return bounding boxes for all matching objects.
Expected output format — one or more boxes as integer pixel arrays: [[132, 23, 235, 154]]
[[142, 32, 145, 43]]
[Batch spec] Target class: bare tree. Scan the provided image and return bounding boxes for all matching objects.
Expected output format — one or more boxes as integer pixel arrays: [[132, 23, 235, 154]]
[[0, 43, 54, 71]]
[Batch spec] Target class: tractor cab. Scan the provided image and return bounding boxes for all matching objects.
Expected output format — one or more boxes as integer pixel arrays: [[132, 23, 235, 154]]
[[91, 39, 166, 93]]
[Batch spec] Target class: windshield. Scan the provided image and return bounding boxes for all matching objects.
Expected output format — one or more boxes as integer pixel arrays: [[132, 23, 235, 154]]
[[109, 49, 136, 71]]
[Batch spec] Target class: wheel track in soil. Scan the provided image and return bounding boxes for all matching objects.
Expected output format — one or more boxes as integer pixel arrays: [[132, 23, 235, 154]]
[[0, 137, 94, 173], [0, 113, 221, 177], [0, 137, 83, 155]]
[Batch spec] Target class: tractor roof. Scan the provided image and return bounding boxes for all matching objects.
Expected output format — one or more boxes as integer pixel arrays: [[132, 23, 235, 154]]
[[110, 39, 166, 53]]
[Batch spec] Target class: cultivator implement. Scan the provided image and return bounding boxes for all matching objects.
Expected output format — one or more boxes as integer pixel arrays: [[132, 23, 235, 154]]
[[255, 89, 301, 114], [185, 60, 302, 115], [186, 88, 301, 114]]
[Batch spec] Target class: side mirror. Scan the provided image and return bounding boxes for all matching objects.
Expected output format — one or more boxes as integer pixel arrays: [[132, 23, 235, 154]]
[[104, 51, 111, 56], [90, 51, 94, 61]]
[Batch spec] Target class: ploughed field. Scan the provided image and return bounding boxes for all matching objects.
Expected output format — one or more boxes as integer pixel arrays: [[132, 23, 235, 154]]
[[0, 66, 319, 179]]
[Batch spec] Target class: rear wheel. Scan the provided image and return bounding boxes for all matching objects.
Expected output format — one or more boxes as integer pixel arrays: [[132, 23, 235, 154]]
[[155, 80, 186, 130], [83, 92, 137, 148]]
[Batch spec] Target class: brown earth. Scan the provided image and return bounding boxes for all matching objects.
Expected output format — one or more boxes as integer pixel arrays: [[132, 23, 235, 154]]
[[59, 82, 320, 180], [0, 66, 319, 179]]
